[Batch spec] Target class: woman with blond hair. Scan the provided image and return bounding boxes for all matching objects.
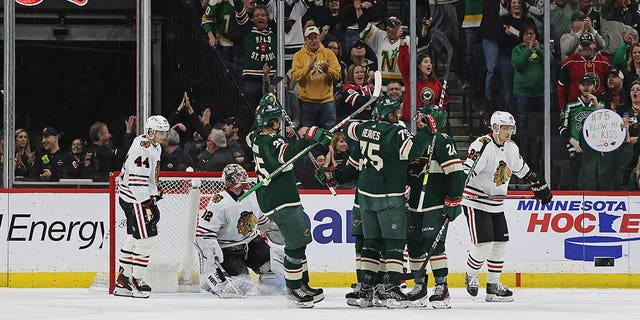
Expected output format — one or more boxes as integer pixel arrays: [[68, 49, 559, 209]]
[[15, 129, 38, 180]]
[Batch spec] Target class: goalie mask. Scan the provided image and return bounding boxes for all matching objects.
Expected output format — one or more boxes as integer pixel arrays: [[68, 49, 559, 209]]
[[255, 93, 283, 127], [490, 111, 516, 135], [417, 104, 448, 130], [373, 96, 400, 121], [223, 163, 249, 189]]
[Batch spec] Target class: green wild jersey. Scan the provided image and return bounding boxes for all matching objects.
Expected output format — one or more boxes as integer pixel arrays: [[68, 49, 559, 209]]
[[202, 0, 236, 46], [246, 130, 309, 214], [345, 121, 432, 196], [559, 98, 604, 140], [406, 132, 466, 212]]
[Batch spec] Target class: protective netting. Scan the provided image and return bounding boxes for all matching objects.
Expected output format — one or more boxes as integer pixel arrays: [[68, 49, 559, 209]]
[[90, 172, 256, 293]]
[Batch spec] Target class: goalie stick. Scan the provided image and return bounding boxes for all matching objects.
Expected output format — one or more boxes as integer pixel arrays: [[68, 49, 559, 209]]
[[403, 136, 491, 280], [239, 71, 383, 201]]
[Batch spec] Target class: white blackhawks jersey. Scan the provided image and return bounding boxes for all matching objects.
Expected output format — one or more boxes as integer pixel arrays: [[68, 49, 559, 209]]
[[461, 134, 530, 213], [195, 190, 268, 248], [118, 135, 162, 203]]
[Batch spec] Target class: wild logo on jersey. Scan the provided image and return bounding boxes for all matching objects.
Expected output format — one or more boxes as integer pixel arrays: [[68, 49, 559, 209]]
[[236, 211, 258, 235], [493, 160, 511, 186], [420, 87, 435, 104], [381, 47, 399, 72]]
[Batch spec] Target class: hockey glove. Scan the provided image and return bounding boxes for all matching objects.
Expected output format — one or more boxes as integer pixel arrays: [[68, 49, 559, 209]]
[[419, 114, 438, 134], [443, 197, 462, 222], [531, 180, 552, 205], [314, 166, 338, 188], [305, 126, 332, 145]]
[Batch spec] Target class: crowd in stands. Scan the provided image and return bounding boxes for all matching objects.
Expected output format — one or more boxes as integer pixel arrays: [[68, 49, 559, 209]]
[[11, 0, 640, 191]]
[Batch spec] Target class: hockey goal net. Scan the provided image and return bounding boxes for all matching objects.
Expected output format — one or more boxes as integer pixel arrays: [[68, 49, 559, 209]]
[[91, 171, 256, 293]]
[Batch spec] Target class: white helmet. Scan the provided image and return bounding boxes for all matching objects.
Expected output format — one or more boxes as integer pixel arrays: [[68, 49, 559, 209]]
[[145, 115, 170, 136], [490, 111, 516, 135], [222, 163, 249, 189]]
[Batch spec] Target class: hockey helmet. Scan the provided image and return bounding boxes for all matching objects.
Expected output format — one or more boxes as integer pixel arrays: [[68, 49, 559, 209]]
[[222, 163, 249, 189], [418, 104, 448, 130], [373, 96, 400, 120], [490, 111, 516, 135], [255, 93, 283, 126], [145, 115, 170, 134]]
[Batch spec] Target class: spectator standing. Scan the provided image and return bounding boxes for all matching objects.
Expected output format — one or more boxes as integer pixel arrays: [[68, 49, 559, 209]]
[[234, 3, 277, 131], [559, 11, 606, 61], [398, 38, 449, 127], [263, 0, 312, 69], [291, 25, 342, 130], [550, 0, 578, 53], [14, 128, 38, 180], [160, 128, 193, 172], [600, 68, 627, 112], [602, 0, 640, 28], [479, 0, 502, 106], [579, 0, 601, 31], [346, 40, 378, 75], [38, 127, 73, 182], [461, 0, 483, 91], [84, 118, 136, 182], [557, 32, 610, 110], [359, 16, 404, 87], [612, 26, 638, 70], [622, 80, 640, 171], [623, 43, 640, 89]]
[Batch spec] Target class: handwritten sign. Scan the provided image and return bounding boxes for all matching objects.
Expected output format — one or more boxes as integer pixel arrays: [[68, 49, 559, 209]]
[[582, 109, 626, 152]]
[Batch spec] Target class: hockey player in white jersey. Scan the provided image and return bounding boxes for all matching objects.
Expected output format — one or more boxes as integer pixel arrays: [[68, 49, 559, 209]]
[[195, 163, 285, 298], [461, 111, 552, 302], [114, 115, 169, 298]]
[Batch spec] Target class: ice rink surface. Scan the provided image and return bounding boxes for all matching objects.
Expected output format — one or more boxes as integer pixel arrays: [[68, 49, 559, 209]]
[[1, 288, 639, 320]]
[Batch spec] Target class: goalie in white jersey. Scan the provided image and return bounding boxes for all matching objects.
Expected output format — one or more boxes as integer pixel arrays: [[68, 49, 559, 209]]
[[461, 111, 552, 302], [114, 115, 169, 298], [195, 163, 285, 298]]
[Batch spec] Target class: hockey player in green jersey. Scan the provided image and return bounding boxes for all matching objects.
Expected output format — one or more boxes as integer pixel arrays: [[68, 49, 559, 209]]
[[405, 104, 466, 309], [344, 96, 436, 308], [246, 93, 332, 308]]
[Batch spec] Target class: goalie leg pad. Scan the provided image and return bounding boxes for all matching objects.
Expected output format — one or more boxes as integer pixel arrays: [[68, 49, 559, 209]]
[[220, 251, 249, 277], [246, 237, 271, 274]]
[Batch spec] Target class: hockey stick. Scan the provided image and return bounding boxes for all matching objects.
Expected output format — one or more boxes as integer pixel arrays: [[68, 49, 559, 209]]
[[239, 71, 383, 201], [403, 136, 492, 280], [266, 92, 338, 196], [463, 194, 534, 201], [414, 28, 452, 210], [429, 27, 453, 111]]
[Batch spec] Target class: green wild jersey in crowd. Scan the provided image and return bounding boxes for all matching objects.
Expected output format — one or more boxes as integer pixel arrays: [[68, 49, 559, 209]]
[[246, 130, 309, 214], [559, 98, 604, 140], [201, 0, 236, 46], [406, 132, 466, 212], [345, 121, 432, 196]]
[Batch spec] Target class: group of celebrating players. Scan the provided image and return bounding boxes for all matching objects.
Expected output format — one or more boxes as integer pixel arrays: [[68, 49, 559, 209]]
[[110, 91, 552, 309]]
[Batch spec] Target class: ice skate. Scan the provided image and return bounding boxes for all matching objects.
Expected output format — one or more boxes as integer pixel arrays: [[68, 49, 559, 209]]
[[286, 287, 314, 308], [382, 283, 409, 309], [357, 284, 375, 308], [485, 282, 514, 302], [345, 283, 361, 307], [373, 284, 387, 307], [406, 283, 429, 308], [465, 273, 479, 298], [113, 268, 133, 297], [129, 277, 151, 298], [429, 283, 451, 309], [300, 282, 324, 303]]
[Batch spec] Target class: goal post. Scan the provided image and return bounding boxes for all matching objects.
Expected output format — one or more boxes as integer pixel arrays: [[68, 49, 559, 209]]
[[99, 170, 256, 293]]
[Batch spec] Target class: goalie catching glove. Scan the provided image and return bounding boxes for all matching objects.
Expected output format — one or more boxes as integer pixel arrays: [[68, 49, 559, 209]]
[[314, 166, 338, 189], [304, 126, 332, 145], [524, 170, 552, 205], [443, 197, 462, 221]]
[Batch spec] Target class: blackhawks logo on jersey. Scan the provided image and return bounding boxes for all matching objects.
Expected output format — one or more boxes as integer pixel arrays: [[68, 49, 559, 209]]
[[493, 160, 512, 186], [140, 140, 151, 148], [212, 194, 224, 203], [236, 211, 257, 235]]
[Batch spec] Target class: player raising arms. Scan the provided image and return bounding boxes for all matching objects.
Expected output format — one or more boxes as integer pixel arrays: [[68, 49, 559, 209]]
[[195, 163, 285, 298], [246, 93, 332, 308], [344, 97, 436, 308], [462, 111, 552, 302], [405, 104, 465, 309], [114, 115, 169, 298]]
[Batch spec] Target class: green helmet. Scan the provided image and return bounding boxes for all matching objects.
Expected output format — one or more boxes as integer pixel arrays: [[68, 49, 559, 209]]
[[373, 97, 401, 120], [418, 104, 448, 130], [255, 93, 283, 126]]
